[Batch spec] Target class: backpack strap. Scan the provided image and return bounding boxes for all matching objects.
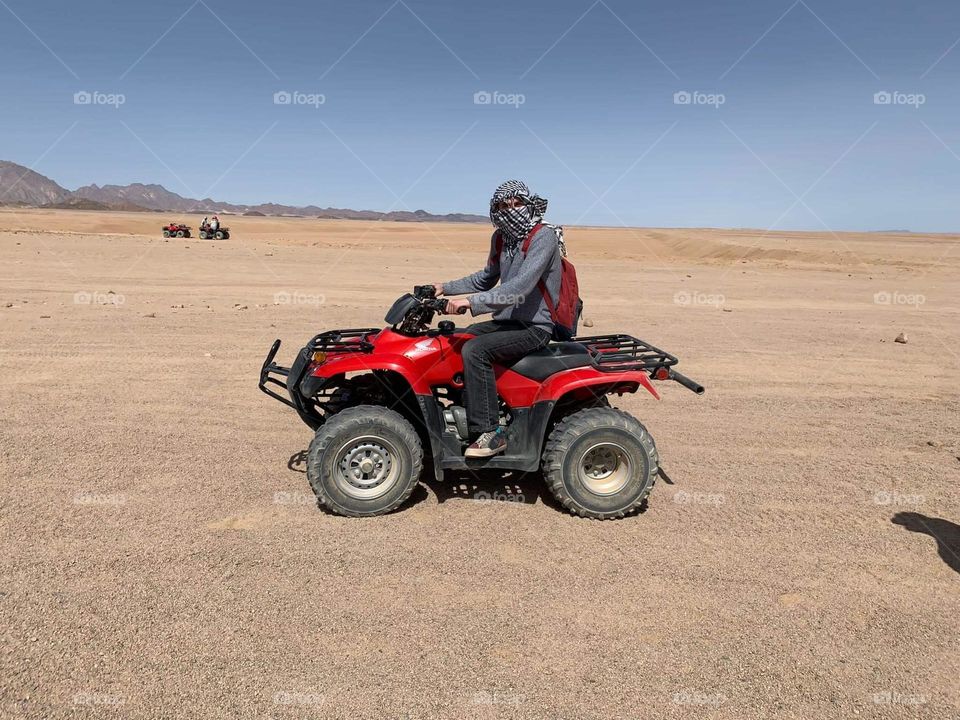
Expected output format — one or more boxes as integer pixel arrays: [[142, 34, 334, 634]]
[[520, 223, 544, 255], [537, 277, 557, 322], [517, 223, 558, 323]]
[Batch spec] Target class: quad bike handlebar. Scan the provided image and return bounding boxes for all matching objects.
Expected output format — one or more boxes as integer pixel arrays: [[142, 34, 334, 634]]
[[413, 284, 451, 313], [386, 285, 450, 334]]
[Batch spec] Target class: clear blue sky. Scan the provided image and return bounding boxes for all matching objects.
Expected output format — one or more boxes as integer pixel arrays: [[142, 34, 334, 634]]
[[2, 0, 959, 231]]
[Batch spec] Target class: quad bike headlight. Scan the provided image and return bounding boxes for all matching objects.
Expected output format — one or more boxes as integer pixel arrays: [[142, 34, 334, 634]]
[[312, 351, 327, 364]]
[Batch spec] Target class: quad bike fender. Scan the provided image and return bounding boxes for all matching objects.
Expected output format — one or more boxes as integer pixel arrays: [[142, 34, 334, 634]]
[[533, 368, 660, 405], [308, 353, 431, 394]]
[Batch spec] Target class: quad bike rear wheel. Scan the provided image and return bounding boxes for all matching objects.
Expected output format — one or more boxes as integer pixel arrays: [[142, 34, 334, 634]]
[[542, 407, 658, 520], [176, 229, 185, 238], [199, 231, 208, 239], [306, 405, 423, 517], [162, 229, 170, 237], [214, 230, 225, 240]]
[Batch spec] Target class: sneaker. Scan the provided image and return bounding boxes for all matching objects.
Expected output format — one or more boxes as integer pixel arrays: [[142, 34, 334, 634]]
[[464, 428, 507, 458]]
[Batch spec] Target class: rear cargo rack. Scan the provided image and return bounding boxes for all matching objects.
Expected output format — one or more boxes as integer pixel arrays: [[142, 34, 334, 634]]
[[576, 334, 705, 394], [576, 334, 679, 372], [307, 328, 379, 354]]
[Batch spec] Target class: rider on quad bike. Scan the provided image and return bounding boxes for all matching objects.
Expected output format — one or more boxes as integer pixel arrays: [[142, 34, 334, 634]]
[[259, 183, 705, 520], [198, 215, 229, 240], [433, 180, 565, 459]]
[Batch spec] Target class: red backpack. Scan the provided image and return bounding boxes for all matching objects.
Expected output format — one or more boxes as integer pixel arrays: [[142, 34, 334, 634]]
[[493, 223, 583, 341]]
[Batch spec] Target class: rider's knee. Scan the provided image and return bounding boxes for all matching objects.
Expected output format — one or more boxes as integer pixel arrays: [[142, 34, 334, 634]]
[[461, 338, 488, 365]]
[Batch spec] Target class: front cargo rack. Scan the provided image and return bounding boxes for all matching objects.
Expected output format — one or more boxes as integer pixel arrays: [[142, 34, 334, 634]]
[[307, 328, 380, 354]]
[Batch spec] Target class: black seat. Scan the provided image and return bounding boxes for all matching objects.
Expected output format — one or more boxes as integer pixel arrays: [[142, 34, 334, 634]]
[[504, 342, 594, 381]]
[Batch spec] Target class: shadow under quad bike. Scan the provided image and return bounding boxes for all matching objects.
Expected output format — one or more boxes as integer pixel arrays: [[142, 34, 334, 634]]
[[259, 286, 704, 519]]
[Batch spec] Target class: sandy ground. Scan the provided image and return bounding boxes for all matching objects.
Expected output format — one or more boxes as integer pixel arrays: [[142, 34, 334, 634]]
[[1, 208, 958, 719]]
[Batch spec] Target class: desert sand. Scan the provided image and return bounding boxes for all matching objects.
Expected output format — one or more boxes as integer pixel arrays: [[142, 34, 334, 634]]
[[1, 207, 958, 719]]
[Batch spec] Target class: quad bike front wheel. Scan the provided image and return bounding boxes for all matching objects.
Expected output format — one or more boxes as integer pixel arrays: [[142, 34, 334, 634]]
[[176, 229, 185, 238], [542, 407, 658, 520], [214, 230, 225, 240], [306, 405, 423, 517], [162, 230, 170, 237]]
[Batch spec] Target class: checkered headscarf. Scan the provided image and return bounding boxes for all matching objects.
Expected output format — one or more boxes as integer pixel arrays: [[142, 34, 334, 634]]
[[489, 180, 549, 255]]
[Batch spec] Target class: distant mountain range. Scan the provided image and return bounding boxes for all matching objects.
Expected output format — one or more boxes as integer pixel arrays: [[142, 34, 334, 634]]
[[0, 160, 487, 223]]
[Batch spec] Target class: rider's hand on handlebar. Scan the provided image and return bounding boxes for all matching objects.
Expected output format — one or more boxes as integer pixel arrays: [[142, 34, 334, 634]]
[[444, 298, 470, 315]]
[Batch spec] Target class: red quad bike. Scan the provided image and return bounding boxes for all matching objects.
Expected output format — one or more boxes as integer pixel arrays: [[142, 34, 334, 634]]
[[162, 223, 191, 238], [259, 286, 704, 519]]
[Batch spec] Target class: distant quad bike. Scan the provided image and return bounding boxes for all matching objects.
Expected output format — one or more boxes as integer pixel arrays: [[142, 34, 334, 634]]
[[259, 286, 704, 519], [162, 223, 191, 238], [198, 221, 229, 240]]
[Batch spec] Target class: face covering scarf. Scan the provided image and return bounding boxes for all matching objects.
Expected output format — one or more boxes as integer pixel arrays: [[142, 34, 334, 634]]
[[489, 179, 548, 258]]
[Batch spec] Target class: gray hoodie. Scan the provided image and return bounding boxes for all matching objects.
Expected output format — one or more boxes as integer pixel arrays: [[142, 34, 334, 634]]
[[443, 226, 560, 330]]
